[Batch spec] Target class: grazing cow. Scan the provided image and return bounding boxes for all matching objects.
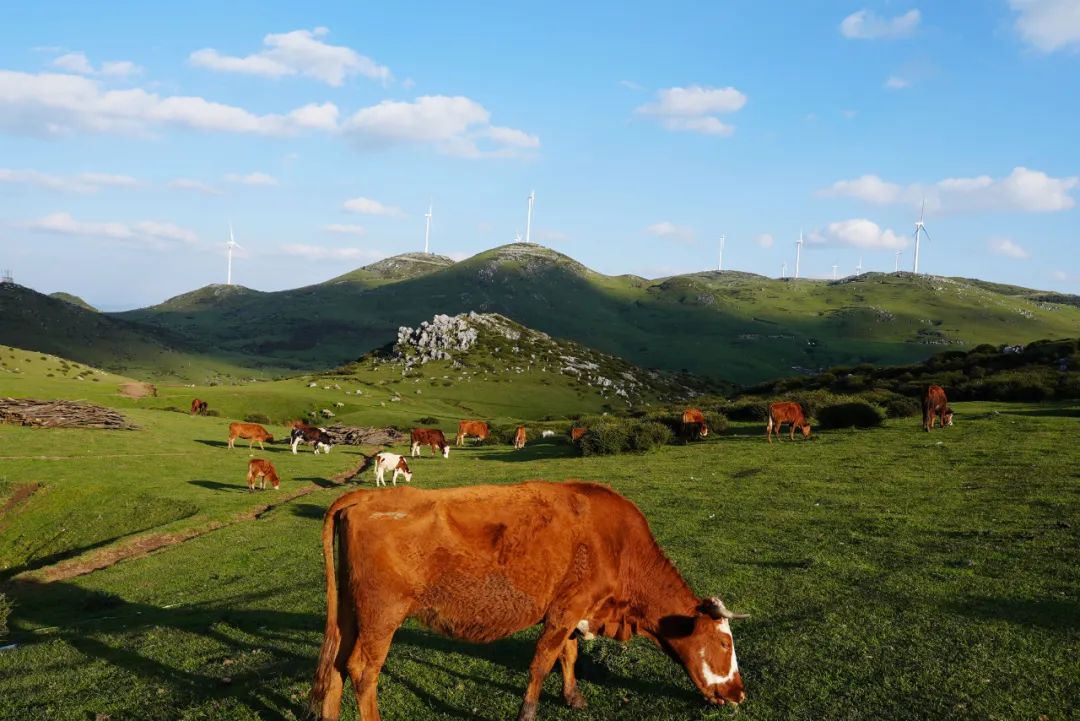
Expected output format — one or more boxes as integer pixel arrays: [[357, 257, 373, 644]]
[[372, 452, 412, 487], [190, 398, 208, 416], [292, 426, 333, 454], [246, 458, 281, 492], [570, 427, 588, 442], [922, 385, 954, 432], [766, 402, 811, 443], [456, 420, 489, 446], [310, 482, 749, 721], [410, 428, 450, 459], [681, 408, 710, 439], [514, 425, 527, 450], [228, 422, 274, 451], [541, 430, 556, 439]]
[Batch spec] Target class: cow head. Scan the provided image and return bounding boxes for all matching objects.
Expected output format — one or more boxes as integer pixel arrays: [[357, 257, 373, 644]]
[[440, 443, 450, 459], [265, 434, 275, 443], [800, 422, 812, 438], [943, 408, 954, 426], [699, 424, 709, 439], [658, 597, 748, 706], [397, 457, 413, 482]]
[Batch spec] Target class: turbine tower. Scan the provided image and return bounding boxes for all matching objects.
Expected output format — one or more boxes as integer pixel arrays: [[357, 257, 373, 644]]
[[525, 190, 535, 244], [855, 256, 863, 275], [717, 234, 726, 272], [781, 262, 787, 279], [912, 199, 931, 274], [894, 250, 902, 272], [423, 203, 433, 255], [226, 223, 243, 286], [832, 264, 839, 280], [795, 228, 804, 279]]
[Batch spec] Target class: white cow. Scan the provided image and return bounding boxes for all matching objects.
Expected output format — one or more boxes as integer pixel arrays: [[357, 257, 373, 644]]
[[541, 430, 556, 438], [373, 452, 413, 487]]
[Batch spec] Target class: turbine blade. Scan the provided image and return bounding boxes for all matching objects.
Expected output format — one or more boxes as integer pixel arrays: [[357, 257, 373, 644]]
[[922, 228, 932, 242]]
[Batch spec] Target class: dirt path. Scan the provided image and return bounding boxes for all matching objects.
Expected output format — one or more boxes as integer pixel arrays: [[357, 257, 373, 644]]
[[14, 460, 368, 584]]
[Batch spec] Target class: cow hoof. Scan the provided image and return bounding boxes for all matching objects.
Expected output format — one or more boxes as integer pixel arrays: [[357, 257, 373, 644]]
[[516, 701, 538, 721], [565, 689, 588, 710]]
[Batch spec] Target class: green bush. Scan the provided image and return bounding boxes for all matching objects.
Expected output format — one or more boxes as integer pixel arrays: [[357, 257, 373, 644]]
[[0, 592, 10, 638], [244, 413, 270, 424], [577, 421, 631, 456], [817, 400, 886, 429], [416, 416, 439, 425], [204, 409, 221, 417], [627, 421, 673, 452], [724, 399, 767, 422]]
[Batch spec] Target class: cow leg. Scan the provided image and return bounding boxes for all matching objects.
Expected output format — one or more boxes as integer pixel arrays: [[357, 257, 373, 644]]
[[558, 637, 587, 710], [790, 423, 796, 441], [519, 624, 574, 721], [258, 440, 265, 451], [228, 437, 235, 449]]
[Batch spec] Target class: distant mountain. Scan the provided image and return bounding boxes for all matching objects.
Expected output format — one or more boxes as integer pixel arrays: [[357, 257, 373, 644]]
[[5, 243, 1080, 385], [48, 292, 97, 311]]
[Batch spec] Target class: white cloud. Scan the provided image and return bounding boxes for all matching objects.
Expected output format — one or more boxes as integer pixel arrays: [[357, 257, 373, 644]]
[[811, 219, 908, 250], [884, 75, 912, 89], [988, 237, 1031, 259], [755, 233, 774, 248], [1009, 0, 1080, 52], [189, 27, 391, 86], [322, 223, 366, 236], [51, 52, 142, 78], [343, 95, 537, 158], [0, 168, 140, 193], [343, 196, 405, 217], [840, 9, 921, 39], [224, 172, 278, 187], [22, 211, 198, 245], [0, 69, 338, 138], [618, 80, 643, 90], [646, 222, 695, 241], [279, 243, 384, 261], [168, 178, 222, 195], [819, 166, 1078, 213], [286, 101, 339, 130], [635, 85, 746, 136]]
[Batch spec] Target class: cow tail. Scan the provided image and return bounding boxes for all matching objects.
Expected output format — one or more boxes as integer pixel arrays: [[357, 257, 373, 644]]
[[310, 491, 366, 714]]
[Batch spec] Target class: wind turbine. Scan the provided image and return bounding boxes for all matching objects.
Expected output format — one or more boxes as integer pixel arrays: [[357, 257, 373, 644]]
[[717, 234, 726, 272], [781, 262, 788, 279], [912, 198, 931, 274], [795, 228, 804, 279], [894, 250, 902, 272], [855, 256, 863, 275], [226, 223, 243, 286], [832, 264, 839, 280], [514, 230, 523, 243], [423, 203, 433, 254], [525, 190, 535, 243]]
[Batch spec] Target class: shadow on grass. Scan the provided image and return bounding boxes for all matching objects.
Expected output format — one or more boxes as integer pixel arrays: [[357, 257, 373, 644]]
[[292, 476, 343, 489], [948, 595, 1080, 632], [474, 443, 579, 462], [188, 479, 247, 493], [194, 439, 290, 453], [290, 503, 327, 520], [999, 407, 1080, 419]]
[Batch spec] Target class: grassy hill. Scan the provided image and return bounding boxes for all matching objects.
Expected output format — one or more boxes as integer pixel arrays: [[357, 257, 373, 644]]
[[47, 292, 97, 311], [6, 244, 1080, 385]]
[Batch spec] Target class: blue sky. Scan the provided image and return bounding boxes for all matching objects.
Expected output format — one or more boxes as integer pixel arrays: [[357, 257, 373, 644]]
[[0, 1, 1077, 309]]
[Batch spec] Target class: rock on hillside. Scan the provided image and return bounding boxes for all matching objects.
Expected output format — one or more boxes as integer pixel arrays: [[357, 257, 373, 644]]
[[384, 311, 705, 403]]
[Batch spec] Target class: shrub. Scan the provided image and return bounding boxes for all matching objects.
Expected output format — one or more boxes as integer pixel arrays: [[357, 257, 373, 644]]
[[204, 409, 221, 417], [879, 394, 921, 419], [416, 416, 439, 425], [244, 413, 270, 424], [626, 421, 673, 452], [724, 399, 767, 422], [577, 421, 631, 456], [0, 592, 10, 638], [817, 400, 886, 429]]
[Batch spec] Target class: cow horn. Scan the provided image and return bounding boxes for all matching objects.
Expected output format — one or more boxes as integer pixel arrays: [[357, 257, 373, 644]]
[[704, 597, 751, 620]]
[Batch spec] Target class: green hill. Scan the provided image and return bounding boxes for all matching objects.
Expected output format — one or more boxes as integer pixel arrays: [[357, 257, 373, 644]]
[[6, 244, 1080, 385], [47, 292, 97, 311]]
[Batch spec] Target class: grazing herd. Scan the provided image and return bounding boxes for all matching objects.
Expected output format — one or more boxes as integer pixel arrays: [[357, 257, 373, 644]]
[[191, 383, 954, 718]]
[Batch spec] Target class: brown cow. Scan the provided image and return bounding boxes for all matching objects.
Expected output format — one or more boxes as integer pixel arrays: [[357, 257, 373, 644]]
[[570, 427, 588, 442], [922, 385, 954, 431], [766, 402, 811, 443], [410, 428, 450, 459], [228, 422, 274, 450], [514, 425, 527, 450], [455, 420, 489, 446], [681, 408, 709, 439], [246, 458, 281, 492], [310, 482, 749, 721], [190, 398, 208, 416]]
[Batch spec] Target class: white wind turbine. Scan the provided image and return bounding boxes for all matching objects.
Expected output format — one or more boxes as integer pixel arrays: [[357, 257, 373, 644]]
[[832, 264, 839, 280], [894, 250, 903, 272], [795, 228, 804, 279], [855, 256, 863, 275], [781, 262, 788, 279], [226, 223, 243, 286], [524, 190, 535, 243], [912, 198, 932, 274], [423, 203, 433, 254], [717, 234, 726, 271]]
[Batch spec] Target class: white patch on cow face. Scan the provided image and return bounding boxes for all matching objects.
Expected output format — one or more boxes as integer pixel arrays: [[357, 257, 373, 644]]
[[698, 618, 738, 686], [441, 445, 450, 458]]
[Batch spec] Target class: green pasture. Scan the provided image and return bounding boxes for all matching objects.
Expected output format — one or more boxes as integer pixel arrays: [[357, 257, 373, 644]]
[[1, 389, 1077, 720]]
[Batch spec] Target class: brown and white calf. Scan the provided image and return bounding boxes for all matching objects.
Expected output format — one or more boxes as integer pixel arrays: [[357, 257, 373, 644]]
[[766, 402, 811, 443], [373, 452, 412, 487], [922, 385, 954, 431], [514, 425, 527, 450]]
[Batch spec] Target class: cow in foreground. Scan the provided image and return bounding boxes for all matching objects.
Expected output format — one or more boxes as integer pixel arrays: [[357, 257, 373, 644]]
[[292, 426, 333, 454], [514, 425, 527, 449], [681, 408, 709, 439], [456, 420, 489, 446], [923, 385, 954, 431], [766, 402, 811, 443], [410, 428, 450, 458], [310, 481, 749, 721], [371, 452, 412, 487], [228, 422, 273, 450], [190, 398, 208, 416], [246, 458, 280, 492]]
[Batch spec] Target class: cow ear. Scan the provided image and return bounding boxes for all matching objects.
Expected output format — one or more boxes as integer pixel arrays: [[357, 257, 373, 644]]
[[658, 614, 696, 638], [698, 597, 725, 620]]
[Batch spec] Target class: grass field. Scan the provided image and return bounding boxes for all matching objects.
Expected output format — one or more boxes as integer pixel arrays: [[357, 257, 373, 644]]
[[1, 377, 1077, 720]]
